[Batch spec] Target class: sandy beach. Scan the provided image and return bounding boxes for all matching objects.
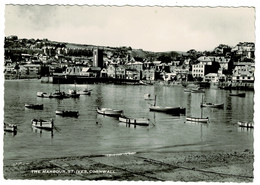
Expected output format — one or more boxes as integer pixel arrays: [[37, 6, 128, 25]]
[[3, 149, 254, 182]]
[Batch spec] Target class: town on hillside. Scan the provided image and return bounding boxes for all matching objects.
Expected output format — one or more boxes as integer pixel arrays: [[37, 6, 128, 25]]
[[4, 35, 255, 89]]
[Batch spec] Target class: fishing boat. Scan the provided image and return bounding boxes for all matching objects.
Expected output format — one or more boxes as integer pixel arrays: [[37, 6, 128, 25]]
[[230, 92, 246, 97], [25, 103, 44, 110], [97, 107, 123, 117], [55, 110, 79, 117], [200, 102, 224, 108], [4, 123, 17, 132], [119, 116, 149, 126], [186, 95, 209, 123], [31, 119, 54, 130], [237, 121, 254, 128], [149, 95, 181, 114]]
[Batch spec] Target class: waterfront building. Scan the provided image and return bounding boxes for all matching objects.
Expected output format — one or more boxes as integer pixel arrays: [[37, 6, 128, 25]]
[[126, 69, 141, 80], [192, 60, 220, 79], [163, 72, 176, 81], [142, 69, 156, 81], [232, 62, 255, 83], [126, 61, 143, 72]]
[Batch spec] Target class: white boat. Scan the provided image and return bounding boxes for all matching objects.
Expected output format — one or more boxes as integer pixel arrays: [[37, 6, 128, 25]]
[[37, 92, 52, 98], [55, 110, 79, 117], [4, 123, 17, 132], [200, 102, 224, 108], [238, 121, 254, 128], [186, 116, 209, 123], [31, 119, 54, 130], [97, 107, 123, 117], [186, 95, 209, 123], [119, 116, 149, 126]]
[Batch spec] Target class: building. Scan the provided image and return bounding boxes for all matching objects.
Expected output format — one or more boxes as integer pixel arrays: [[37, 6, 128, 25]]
[[93, 48, 103, 68], [126, 69, 141, 80], [142, 69, 156, 81], [192, 61, 220, 79]]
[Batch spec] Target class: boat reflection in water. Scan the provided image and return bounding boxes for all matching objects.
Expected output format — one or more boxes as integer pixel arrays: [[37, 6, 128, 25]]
[[32, 127, 54, 138]]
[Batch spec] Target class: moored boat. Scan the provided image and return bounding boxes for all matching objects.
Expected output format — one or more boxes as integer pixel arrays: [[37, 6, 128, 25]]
[[31, 119, 54, 130], [25, 103, 44, 110], [119, 116, 149, 126], [149, 106, 181, 113], [4, 123, 17, 132], [230, 92, 246, 97], [68, 89, 80, 98], [186, 116, 209, 123], [200, 102, 224, 108], [55, 110, 79, 117], [97, 107, 123, 117], [237, 121, 254, 128]]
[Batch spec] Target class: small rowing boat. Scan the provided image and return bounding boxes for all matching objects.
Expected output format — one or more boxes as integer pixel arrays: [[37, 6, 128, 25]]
[[238, 121, 254, 128], [119, 116, 149, 126], [55, 110, 79, 117], [31, 119, 54, 130], [230, 92, 246, 97], [25, 103, 44, 110], [97, 107, 123, 117], [200, 102, 224, 108], [186, 116, 209, 123], [68, 89, 80, 98]]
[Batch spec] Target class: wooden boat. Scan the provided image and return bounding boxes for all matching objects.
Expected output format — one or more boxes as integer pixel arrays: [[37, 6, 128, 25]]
[[97, 107, 123, 117], [200, 102, 224, 108], [25, 103, 44, 110], [149, 95, 181, 114], [186, 116, 209, 123], [149, 106, 181, 113], [238, 121, 254, 128], [230, 92, 246, 97], [180, 107, 186, 114], [55, 110, 79, 117], [119, 116, 149, 126], [31, 119, 54, 130], [186, 95, 209, 123], [4, 123, 17, 132]]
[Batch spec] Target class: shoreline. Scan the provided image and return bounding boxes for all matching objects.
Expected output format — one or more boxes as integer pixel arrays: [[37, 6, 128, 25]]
[[4, 149, 254, 182]]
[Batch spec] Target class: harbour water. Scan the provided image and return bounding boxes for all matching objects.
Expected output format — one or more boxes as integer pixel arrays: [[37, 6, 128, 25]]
[[4, 80, 254, 164]]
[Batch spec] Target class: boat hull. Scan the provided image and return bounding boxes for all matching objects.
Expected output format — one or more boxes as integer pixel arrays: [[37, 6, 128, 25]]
[[31, 119, 54, 130], [55, 110, 79, 117], [201, 103, 224, 108], [97, 108, 123, 117], [25, 104, 44, 110], [119, 116, 149, 126], [230, 93, 246, 97], [186, 116, 209, 123], [238, 121, 254, 128], [4, 123, 17, 132], [149, 106, 181, 114]]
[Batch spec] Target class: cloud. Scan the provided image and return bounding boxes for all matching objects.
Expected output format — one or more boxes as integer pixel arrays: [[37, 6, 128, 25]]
[[4, 5, 255, 52]]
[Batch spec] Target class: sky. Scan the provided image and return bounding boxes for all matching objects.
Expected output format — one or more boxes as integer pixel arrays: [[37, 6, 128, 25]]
[[4, 5, 255, 52]]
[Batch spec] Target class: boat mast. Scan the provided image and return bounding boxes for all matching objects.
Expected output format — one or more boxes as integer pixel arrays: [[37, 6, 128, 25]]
[[201, 95, 203, 118], [154, 95, 157, 106]]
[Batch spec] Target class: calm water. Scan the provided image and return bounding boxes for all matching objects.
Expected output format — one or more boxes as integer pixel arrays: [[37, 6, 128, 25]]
[[4, 80, 254, 164]]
